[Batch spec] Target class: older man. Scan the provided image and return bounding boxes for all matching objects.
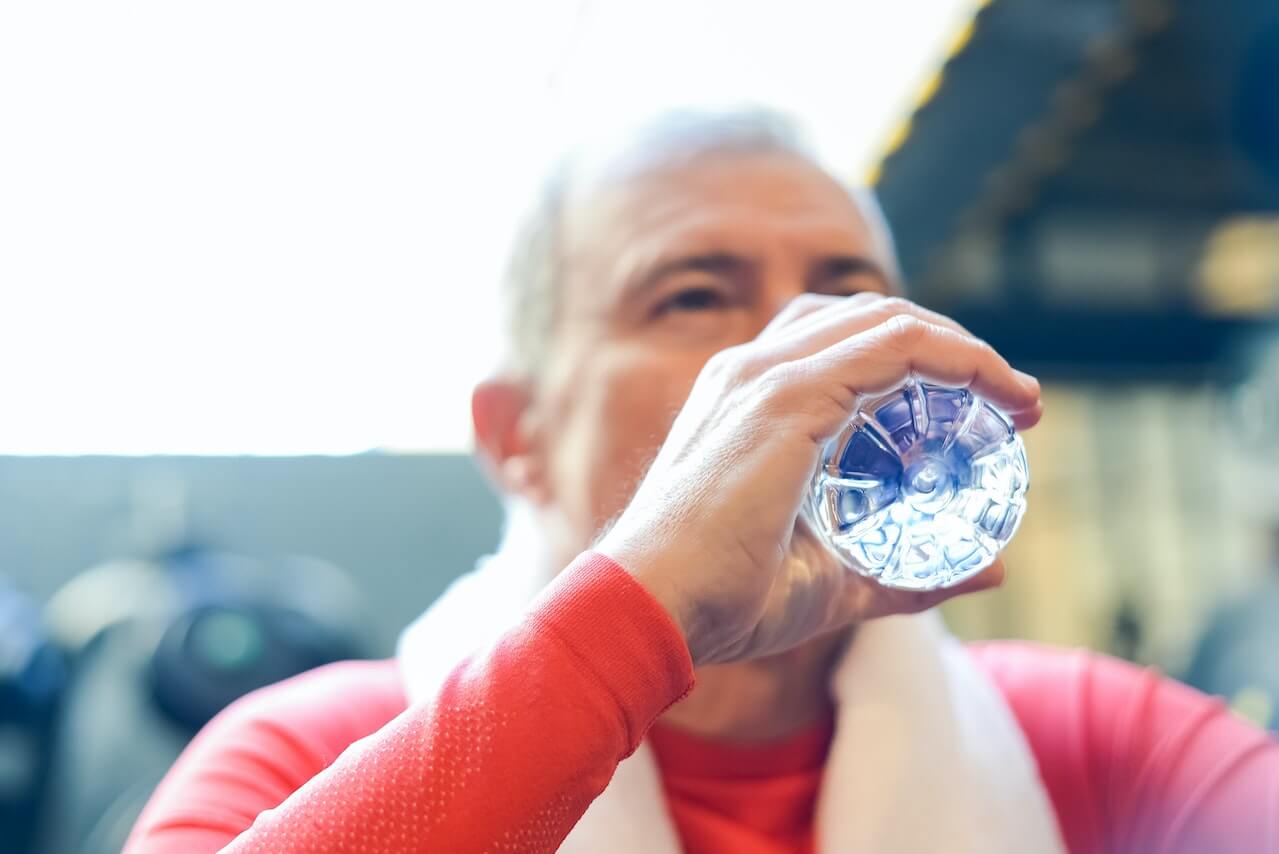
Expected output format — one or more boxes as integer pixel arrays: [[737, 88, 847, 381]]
[[126, 110, 1277, 854]]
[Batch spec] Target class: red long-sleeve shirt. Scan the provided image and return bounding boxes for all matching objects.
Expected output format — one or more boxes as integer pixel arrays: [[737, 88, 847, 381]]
[[125, 552, 1279, 854]]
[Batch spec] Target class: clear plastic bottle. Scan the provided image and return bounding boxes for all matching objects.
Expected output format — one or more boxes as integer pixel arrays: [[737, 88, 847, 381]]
[[807, 377, 1029, 590]]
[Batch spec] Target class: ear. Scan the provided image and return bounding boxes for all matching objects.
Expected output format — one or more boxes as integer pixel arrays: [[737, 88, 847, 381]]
[[472, 378, 551, 504]]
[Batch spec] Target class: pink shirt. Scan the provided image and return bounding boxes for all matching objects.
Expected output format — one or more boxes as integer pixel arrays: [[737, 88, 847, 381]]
[[125, 552, 1279, 853]]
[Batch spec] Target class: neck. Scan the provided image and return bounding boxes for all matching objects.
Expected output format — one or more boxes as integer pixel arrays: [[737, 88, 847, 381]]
[[657, 629, 849, 743]]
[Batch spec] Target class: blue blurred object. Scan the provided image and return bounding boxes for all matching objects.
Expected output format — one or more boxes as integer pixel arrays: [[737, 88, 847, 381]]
[[0, 578, 67, 854]]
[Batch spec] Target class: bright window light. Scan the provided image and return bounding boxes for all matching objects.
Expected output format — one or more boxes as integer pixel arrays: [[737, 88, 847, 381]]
[[0, 0, 978, 455]]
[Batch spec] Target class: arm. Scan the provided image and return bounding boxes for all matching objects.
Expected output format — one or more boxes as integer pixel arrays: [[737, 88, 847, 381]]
[[128, 292, 1043, 851], [971, 642, 1279, 854], [125, 552, 694, 854]]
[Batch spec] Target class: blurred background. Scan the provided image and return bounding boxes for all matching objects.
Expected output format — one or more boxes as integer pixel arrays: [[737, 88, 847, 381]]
[[1, 0, 1276, 851]]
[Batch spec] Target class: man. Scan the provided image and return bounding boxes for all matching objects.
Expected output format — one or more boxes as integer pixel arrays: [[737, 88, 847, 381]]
[[126, 110, 1277, 853]]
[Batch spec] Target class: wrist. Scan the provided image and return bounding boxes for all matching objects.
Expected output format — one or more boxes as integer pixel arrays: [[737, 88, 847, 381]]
[[595, 533, 708, 665]]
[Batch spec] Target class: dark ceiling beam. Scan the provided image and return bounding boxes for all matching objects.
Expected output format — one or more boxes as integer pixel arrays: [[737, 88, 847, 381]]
[[949, 305, 1274, 380]]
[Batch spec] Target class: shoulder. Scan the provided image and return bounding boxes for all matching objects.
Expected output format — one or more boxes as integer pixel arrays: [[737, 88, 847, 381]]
[[967, 641, 1279, 853], [967, 639, 1151, 715], [964, 641, 1138, 800], [965, 640, 1241, 750], [964, 640, 1224, 776]]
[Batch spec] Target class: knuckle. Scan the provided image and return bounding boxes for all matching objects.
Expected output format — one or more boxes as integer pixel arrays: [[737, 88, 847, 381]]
[[753, 361, 858, 436], [876, 295, 914, 315], [883, 312, 926, 341], [756, 362, 798, 398], [962, 332, 998, 359]]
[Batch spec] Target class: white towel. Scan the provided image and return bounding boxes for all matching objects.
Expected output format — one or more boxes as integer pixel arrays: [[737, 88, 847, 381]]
[[398, 508, 1065, 854]]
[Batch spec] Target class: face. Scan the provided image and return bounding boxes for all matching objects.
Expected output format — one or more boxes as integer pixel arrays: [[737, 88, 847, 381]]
[[522, 150, 894, 563]]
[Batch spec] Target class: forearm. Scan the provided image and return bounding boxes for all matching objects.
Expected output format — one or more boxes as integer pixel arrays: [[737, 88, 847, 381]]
[[126, 553, 694, 854]]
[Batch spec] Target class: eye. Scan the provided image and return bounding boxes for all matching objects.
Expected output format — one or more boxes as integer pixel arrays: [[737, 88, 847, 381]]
[[655, 285, 730, 316], [822, 269, 889, 299], [829, 287, 872, 300]]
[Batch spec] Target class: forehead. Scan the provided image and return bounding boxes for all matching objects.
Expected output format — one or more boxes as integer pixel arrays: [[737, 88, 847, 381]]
[[560, 151, 880, 289]]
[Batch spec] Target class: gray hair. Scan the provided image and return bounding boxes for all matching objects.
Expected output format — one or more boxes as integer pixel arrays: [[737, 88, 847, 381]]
[[497, 107, 900, 381]]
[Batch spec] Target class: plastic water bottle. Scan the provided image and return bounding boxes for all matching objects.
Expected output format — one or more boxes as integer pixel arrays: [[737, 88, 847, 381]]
[[806, 378, 1029, 590]]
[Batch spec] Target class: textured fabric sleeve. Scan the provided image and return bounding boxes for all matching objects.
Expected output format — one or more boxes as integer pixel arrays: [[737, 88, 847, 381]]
[[970, 641, 1279, 854], [124, 551, 696, 854]]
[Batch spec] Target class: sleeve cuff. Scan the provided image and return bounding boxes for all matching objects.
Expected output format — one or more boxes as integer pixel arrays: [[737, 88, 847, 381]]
[[526, 550, 696, 753]]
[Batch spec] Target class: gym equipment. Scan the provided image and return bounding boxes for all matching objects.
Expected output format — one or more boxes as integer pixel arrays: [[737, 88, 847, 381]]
[[38, 545, 370, 854]]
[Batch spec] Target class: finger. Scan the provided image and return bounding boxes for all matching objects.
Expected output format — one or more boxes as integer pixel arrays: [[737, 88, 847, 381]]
[[824, 553, 1008, 628], [950, 555, 1006, 594], [760, 299, 1044, 430], [907, 555, 1007, 607], [758, 292, 877, 338], [894, 556, 1007, 613], [756, 294, 980, 366], [780, 315, 1042, 427], [1009, 398, 1043, 431]]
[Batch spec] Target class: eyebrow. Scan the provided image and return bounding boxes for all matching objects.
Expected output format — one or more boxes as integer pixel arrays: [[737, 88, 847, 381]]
[[634, 252, 749, 293], [625, 250, 892, 301]]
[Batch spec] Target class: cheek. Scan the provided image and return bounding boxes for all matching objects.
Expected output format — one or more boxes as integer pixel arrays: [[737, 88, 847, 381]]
[[548, 344, 702, 537]]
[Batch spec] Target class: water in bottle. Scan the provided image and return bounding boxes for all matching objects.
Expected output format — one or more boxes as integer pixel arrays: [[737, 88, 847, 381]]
[[807, 378, 1029, 590]]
